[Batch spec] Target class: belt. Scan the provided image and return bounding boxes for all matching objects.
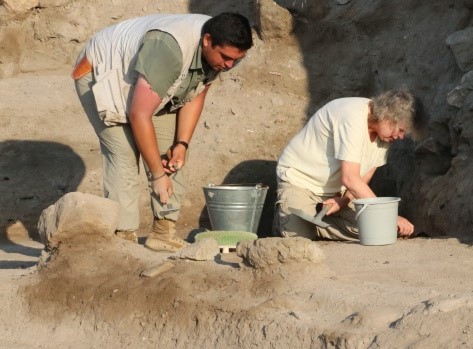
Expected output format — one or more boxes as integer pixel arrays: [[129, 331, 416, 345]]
[[71, 55, 93, 80]]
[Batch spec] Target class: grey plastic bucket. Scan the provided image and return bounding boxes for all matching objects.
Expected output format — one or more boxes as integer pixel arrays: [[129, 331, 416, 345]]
[[353, 197, 400, 246], [202, 183, 268, 233]]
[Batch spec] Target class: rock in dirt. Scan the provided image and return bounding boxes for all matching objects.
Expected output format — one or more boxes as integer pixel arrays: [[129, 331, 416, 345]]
[[258, 0, 293, 40], [447, 86, 469, 108], [140, 262, 175, 278], [446, 27, 473, 72], [37, 192, 119, 248], [447, 71, 473, 108], [236, 237, 325, 269], [170, 238, 220, 261]]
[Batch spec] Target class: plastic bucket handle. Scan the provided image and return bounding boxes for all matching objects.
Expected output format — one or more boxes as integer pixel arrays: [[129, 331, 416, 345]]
[[354, 204, 368, 220], [354, 197, 401, 220]]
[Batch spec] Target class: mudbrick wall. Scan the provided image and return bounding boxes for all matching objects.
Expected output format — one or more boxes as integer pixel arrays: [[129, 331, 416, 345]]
[[1, 0, 472, 238]]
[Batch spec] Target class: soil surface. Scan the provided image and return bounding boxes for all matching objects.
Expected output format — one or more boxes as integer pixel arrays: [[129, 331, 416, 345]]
[[2, 0, 473, 348]]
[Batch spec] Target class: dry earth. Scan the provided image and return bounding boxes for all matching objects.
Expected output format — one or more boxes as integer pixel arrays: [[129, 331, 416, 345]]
[[2, 0, 473, 348]]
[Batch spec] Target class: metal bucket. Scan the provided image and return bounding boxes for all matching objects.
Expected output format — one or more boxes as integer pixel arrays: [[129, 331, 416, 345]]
[[202, 183, 269, 233], [353, 197, 400, 246]]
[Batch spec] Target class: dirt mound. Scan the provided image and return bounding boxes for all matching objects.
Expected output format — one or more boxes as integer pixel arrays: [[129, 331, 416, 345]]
[[21, 233, 333, 348], [16, 233, 473, 348]]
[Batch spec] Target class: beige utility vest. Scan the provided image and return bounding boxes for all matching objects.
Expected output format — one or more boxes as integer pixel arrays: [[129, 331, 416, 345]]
[[84, 14, 211, 125]]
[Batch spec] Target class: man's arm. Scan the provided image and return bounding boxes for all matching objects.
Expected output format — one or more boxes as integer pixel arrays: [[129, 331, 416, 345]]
[[128, 74, 174, 204], [167, 84, 211, 171]]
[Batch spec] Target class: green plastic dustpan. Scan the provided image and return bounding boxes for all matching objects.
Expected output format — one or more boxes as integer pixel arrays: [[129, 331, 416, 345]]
[[194, 231, 258, 247]]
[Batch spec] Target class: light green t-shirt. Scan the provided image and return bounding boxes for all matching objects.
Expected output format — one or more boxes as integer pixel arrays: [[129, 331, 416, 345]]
[[134, 30, 217, 108], [276, 97, 389, 196]]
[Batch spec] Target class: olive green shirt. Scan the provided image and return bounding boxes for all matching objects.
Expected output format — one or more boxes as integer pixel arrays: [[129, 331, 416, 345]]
[[134, 30, 217, 110]]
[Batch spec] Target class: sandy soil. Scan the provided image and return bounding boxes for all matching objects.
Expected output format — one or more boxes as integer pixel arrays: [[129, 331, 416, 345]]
[[2, 0, 473, 348]]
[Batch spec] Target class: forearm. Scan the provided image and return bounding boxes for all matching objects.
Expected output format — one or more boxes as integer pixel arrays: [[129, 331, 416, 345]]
[[345, 167, 377, 200], [341, 161, 377, 199], [362, 167, 377, 185], [176, 85, 209, 143], [130, 117, 164, 177]]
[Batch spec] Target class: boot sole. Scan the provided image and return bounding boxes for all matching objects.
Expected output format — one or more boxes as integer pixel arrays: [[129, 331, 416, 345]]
[[144, 240, 185, 252]]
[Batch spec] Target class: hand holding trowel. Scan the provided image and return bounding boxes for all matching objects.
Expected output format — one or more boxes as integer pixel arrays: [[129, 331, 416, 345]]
[[164, 143, 186, 173], [288, 203, 333, 228]]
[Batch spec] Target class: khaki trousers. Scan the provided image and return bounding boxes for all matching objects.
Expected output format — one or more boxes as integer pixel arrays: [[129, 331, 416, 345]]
[[273, 180, 359, 241], [75, 73, 187, 230]]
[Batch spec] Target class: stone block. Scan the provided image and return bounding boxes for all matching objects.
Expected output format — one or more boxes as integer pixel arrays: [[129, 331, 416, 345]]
[[37, 192, 119, 248], [236, 237, 325, 269], [171, 238, 220, 261]]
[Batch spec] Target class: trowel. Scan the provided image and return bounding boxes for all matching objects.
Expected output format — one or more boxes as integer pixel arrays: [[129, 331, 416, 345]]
[[288, 204, 332, 229], [160, 203, 179, 215], [152, 187, 180, 215]]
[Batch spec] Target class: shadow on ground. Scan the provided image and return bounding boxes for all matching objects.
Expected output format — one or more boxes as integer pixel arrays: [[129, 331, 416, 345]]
[[0, 140, 85, 262]]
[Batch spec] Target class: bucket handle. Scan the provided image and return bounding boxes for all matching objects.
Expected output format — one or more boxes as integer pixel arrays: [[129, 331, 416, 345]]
[[355, 204, 369, 220], [249, 183, 264, 231], [255, 183, 263, 190]]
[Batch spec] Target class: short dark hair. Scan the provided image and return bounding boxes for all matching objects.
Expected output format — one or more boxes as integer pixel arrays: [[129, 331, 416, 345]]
[[202, 12, 253, 50]]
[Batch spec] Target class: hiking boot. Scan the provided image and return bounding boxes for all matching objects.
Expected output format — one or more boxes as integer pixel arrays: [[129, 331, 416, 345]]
[[145, 219, 188, 252], [115, 230, 138, 244]]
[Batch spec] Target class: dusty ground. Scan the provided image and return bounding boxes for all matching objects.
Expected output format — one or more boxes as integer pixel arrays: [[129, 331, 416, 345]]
[[2, 0, 473, 348]]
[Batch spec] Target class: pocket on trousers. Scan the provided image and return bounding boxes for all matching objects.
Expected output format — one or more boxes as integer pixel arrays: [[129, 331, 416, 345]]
[[92, 69, 128, 125]]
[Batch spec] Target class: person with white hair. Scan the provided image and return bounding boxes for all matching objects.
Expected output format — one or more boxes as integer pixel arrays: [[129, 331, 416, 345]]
[[274, 89, 421, 241]]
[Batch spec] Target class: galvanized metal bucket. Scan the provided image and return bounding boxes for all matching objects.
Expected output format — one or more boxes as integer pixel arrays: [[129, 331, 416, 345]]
[[202, 183, 269, 233]]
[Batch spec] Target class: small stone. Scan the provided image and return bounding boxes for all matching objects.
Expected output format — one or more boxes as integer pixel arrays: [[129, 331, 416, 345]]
[[170, 238, 220, 261], [447, 86, 469, 108], [37, 250, 51, 268], [140, 262, 175, 278]]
